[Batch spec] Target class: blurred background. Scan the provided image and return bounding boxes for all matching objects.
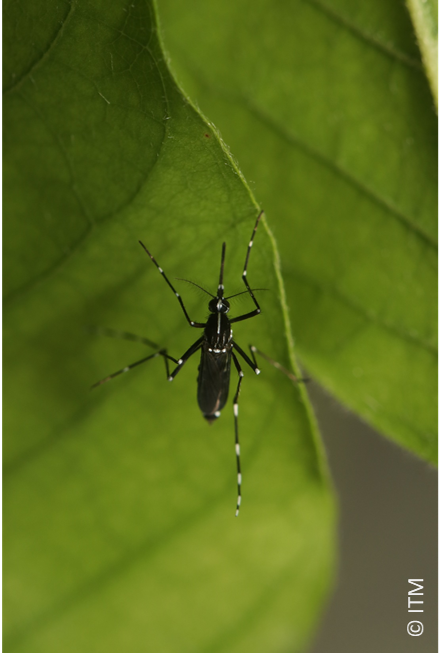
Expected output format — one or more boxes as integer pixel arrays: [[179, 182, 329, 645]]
[[308, 383, 437, 652]]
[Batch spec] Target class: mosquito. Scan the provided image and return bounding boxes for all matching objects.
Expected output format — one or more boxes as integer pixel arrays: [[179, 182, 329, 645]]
[[92, 211, 301, 515]]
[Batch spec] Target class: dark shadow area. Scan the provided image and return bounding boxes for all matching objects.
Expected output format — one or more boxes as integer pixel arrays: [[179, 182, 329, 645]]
[[308, 383, 437, 653]]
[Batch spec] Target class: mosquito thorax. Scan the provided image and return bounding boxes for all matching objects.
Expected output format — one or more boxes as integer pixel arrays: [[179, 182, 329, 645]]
[[209, 297, 230, 314]]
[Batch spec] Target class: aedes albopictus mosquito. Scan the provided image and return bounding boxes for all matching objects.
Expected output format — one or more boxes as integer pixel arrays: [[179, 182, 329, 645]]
[[93, 211, 302, 516]]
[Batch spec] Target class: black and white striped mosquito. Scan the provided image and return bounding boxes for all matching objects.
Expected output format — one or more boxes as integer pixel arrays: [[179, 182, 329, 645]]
[[92, 211, 302, 515]]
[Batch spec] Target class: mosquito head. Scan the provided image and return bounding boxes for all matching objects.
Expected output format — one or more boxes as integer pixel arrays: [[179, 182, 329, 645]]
[[209, 297, 230, 314]]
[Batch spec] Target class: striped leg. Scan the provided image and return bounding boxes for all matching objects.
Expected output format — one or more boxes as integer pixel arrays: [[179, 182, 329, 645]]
[[249, 345, 309, 383], [89, 326, 179, 385], [91, 348, 178, 388], [231, 352, 245, 517], [233, 341, 261, 376], [168, 336, 204, 381], [139, 241, 205, 328], [230, 210, 264, 324], [87, 326, 161, 349]]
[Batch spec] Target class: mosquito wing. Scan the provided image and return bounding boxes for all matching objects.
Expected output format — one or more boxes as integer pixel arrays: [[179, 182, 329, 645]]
[[197, 346, 232, 421]]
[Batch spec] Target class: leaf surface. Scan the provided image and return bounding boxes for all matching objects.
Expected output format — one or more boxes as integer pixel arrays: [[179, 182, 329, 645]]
[[3, 1, 334, 651], [158, 0, 438, 463]]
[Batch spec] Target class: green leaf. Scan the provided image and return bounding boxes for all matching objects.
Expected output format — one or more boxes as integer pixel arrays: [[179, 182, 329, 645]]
[[4, 1, 334, 652], [158, 0, 438, 463], [406, 0, 438, 105]]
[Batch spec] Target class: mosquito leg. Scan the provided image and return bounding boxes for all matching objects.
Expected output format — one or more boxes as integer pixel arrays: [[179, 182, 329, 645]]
[[88, 326, 178, 382], [91, 348, 179, 388], [231, 352, 245, 517], [249, 345, 309, 383], [233, 341, 261, 375], [86, 326, 161, 350], [162, 352, 171, 379], [168, 336, 204, 381], [242, 210, 264, 305], [230, 210, 264, 324], [139, 241, 206, 328]]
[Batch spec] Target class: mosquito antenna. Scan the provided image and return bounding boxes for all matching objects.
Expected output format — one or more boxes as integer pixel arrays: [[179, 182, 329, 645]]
[[175, 278, 215, 298], [225, 288, 269, 301]]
